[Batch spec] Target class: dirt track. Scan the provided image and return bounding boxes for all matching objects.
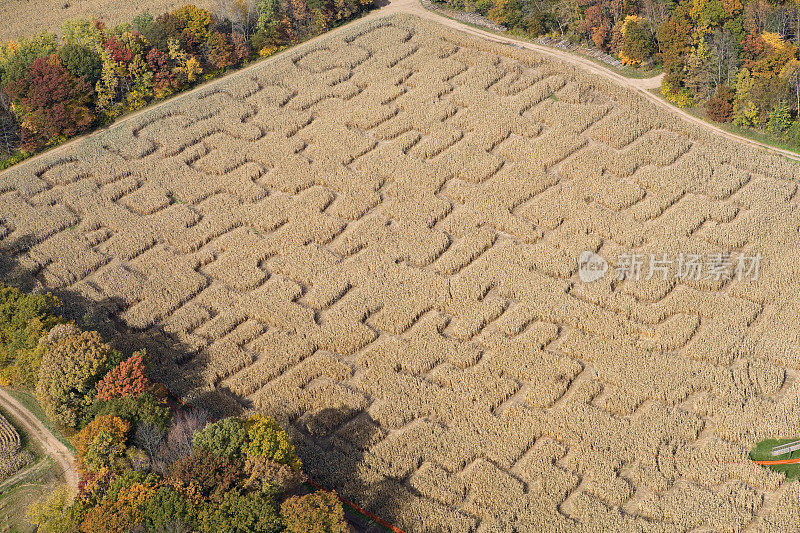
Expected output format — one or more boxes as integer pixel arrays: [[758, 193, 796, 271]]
[[0, 388, 77, 491]]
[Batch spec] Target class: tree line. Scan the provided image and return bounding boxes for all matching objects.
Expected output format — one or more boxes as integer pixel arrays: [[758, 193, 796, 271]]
[[0, 0, 374, 169], [434, 0, 800, 146]]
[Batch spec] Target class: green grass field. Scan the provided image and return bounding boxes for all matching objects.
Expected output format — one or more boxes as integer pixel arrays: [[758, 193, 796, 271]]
[[750, 439, 800, 480], [0, 458, 62, 533]]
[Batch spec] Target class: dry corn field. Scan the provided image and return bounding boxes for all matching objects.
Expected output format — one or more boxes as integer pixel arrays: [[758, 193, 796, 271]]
[[2, 13, 800, 531], [0, 413, 21, 451]]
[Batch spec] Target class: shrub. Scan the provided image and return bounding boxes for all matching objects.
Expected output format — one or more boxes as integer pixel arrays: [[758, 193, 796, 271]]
[[280, 490, 348, 533], [26, 485, 85, 533], [72, 415, 130, 473], [168, 449, 242, 502], [244, 414, 302, 471], [200, 489, 282, 533], [706, 84, 735, 122], [0, 283, 62, 387], [783, 120, 800, 146], [96, 351, 151, 401], [154, 409, 209, 472], [36, 330, 118, 427], [734, 100, 761, 128], [141, 486, 198, 532], [192, 416, 247, 458], [766, 103, 792, 135], [4, 55, 94, 150], [661, 81, 694, 108]]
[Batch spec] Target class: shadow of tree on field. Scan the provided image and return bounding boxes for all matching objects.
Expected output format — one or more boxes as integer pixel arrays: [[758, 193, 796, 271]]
[[0, 247, 413, 532], [293, 407, 414, 533]]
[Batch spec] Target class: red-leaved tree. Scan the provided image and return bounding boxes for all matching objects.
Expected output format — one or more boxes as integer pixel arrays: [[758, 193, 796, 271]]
[[4, 55, 94, 150], [96, 352, 150, 401]]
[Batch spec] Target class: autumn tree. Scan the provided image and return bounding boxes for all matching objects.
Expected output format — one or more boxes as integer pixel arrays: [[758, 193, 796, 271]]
[[244, 414, 302, 471], [36, 330, 118, 427], [280, 491, 348, 533], [72, 415, 130, 473], [96, 351, 150, 401], [707, 83, 735, 120], [3, 55, 94, 150], [79, 473, 158, 533], [168, 449, 242, 502]]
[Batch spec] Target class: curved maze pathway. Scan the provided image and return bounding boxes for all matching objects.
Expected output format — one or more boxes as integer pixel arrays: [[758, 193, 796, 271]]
[[1, 11, 800, 533]]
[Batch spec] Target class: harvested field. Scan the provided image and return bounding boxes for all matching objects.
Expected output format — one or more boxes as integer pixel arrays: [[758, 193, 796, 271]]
[[2, 13, 800, 531], [0, 0, 217, 41]]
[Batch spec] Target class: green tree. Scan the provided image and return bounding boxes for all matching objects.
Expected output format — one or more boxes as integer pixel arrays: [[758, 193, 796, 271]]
[[766, 102, 792, 134], [620, 16, 657, 66], [141, 486, 198, 531], [87, 391, 170, 431], [200, 489, 282, 533], [0, 283, 62, 387], [193, 417, 247, 458], [57, 44, 102, 86]]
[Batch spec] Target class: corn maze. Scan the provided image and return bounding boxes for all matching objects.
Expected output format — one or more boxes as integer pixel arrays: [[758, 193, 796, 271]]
[[2, 13, 800, 531]]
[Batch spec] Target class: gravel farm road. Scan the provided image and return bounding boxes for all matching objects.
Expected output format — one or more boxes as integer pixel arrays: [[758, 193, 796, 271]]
[[0, 387, 78, 491]]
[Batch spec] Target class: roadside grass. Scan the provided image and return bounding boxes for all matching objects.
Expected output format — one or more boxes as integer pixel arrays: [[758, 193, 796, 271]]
[[750, 439, 800, 480], [646, 88, 800, 160], [4, 389, 75, 453], [0, 458, 61, 533]]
